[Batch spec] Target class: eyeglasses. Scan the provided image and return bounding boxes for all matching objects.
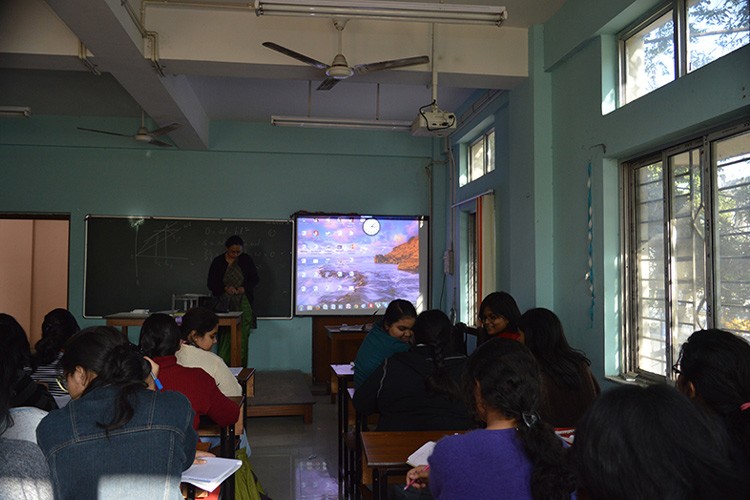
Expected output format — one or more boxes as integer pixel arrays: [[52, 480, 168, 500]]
[[672, 352, 683, 375], [55, 374, 69, 394]]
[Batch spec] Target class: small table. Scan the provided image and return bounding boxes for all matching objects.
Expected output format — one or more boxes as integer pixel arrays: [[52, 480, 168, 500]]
[[361, 430, 462, 500], [105, 311, 244, 366], [325, 326, 366, 395]]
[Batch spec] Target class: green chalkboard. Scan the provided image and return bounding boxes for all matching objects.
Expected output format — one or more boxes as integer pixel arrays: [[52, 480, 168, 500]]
[[84, 216, 293, 318]]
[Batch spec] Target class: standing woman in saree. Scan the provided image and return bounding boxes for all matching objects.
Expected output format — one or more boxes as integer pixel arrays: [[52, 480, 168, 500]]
[[207, 235, 259, 367]]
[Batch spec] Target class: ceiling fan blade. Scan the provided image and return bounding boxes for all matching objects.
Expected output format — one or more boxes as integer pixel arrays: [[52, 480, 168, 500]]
[[353, 55, 430, 75], [148, 138, 173, 147], [77, 127, 132, 138], [262, 42, 328, 70], [316, 78, 342, 91], [149, 122, 181, 137]]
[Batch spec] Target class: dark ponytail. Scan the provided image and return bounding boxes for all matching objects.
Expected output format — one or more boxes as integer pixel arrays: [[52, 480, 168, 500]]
[[61, 326, 150, 432], [466, 339, 575, 500], [413, 310, 462, 401], [32, 308, 79, 368], [678, 329, 750, 463]]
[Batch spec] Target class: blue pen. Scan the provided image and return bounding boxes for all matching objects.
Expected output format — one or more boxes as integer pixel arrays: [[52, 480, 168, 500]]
[[150, 371, 163, 391]]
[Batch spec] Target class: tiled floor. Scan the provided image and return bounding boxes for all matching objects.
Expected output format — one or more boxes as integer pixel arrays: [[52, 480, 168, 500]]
[[246, 394, 339, 500]]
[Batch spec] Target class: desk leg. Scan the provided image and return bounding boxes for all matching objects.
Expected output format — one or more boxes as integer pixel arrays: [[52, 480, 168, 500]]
[[373, 468, 383, 500], [230, 319, 240, 367]]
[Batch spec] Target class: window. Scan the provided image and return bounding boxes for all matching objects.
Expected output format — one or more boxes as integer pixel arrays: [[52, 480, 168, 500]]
[[459, 128, 495, 186], [620, 0, 749, 105], [623, 122, 750, 380]]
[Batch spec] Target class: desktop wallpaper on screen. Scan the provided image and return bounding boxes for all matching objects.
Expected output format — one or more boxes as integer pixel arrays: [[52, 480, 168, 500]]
[[294, 215, 428, 315]]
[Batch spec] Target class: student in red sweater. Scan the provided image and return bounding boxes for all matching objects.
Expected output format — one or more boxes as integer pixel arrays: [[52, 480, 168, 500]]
[[139, 313, 239, 430]]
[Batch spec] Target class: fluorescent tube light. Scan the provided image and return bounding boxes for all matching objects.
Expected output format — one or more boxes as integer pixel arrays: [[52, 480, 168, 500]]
[[271, 115, 412, 131], [0, 106, 31, 117], [254, 0, 507, 26]]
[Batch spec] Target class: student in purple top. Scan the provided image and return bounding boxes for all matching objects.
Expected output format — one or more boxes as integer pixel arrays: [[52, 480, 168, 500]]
[[406, 338, 575, 500]]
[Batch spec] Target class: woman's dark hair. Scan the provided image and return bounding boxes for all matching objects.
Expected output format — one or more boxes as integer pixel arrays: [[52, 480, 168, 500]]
[[0, 314, 32, 435], [412, 309, 463, 401], [574, 384, 746, 500], [466, 338, 575, 499], [478, 292, 521, 332], [382, 299, 417, 329], [518, 308, 590, 391], [180, 307, 219, 341], [61, 326, 151, 432], [225, 235, 244, 248], [139, 313, 181, 358], [32, 308, 80, 368], [677, 329, 750, 463]]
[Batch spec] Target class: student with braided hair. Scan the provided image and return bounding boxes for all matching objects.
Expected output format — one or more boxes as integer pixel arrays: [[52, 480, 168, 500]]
[[676, 328, 750, 464], [353, 309, 471, 431], [36, 326, 197, 500], [406, 338, 576, 499]]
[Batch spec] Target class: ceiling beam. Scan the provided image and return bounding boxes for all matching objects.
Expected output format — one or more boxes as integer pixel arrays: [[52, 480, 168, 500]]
[[43, 0, 209, 149]]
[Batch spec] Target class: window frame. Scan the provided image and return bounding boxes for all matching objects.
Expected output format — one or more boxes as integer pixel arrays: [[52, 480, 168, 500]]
[[618, 0, 749, 106], [460, 127, 495, 187], [622, 120, 750, 382]]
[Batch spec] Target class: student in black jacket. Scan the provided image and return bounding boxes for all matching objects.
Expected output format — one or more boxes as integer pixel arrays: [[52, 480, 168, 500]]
[[354, 309, 472, 431]]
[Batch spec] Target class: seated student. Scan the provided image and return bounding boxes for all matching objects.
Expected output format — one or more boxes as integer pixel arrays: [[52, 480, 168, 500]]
[[573, 384, 747, 500], [139, 313, 239, 430], [177, 306, 242, 397], [475, 291, 522, 346], [517, 307, 599, 428], [675, 329, 750, 464], [36, 326, 197, 500], [353, 299, 417, 388], [405, 338, 576, 499], [0, 313, 56, 413], [353, 309, 472, 431], [30, 308, 79, 405]]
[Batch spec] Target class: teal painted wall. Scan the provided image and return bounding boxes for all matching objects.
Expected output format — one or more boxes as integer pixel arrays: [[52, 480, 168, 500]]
[[449, 0, 749, 386], [0, 119, 444, 372], [543, 3, 750, 380]]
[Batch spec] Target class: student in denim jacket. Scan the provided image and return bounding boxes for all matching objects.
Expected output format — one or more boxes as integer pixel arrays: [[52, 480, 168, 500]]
[[36, 326, 197, 500]]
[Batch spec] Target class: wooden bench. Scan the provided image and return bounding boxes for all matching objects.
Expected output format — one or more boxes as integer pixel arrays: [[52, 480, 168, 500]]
[[247, 370, 315, 423]]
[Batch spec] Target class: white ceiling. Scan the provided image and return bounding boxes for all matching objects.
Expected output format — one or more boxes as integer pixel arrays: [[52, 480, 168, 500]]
[[0, 0, 567, 149]]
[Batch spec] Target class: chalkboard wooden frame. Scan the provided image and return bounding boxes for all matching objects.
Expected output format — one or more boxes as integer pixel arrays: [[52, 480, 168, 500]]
[[84, 215, 293, 319]]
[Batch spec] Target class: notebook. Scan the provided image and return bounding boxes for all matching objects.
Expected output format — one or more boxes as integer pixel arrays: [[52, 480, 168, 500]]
[[406, 441, 436, 467], [181, 457, 242, 492]]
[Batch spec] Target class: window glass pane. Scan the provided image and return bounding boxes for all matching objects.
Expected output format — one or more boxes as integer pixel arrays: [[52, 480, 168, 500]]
[[687, 0, 750, 72], [669, 149, 706, 365], [459, 145, 469, 186], [624, 10, 676, 103], [714, 129, 750, 336], [634, 162, 668, 376], [486, 130, 495, 173], [470, 139, 484, 182]]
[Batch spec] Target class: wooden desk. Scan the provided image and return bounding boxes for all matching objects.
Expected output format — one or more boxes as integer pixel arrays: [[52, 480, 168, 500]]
[[330, 362, 354, 403], [361, 430, 461, 500], [197, 395, 244, 500], [311, 315, 372, 384], [332, 365, 354, 490], [325, 326, 366, 397], [234, 367, 255, 422], [105, 311, 244, 366]]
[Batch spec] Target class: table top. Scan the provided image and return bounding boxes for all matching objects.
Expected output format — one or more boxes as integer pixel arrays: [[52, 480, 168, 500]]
[[325, 324, 371, 335], [361, 430, 462, 468], [105, 311, 243, 320], [331, 363, 355, 377]]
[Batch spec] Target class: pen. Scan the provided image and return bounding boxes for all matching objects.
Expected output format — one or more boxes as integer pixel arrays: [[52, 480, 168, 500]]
[[150, 371, 163, 391], [403, 465, 429, 490]]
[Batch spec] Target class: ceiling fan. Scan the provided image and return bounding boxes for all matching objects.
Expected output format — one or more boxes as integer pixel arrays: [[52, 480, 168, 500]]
[[77, 111, 181, 147], [263, 19, 429, 91]]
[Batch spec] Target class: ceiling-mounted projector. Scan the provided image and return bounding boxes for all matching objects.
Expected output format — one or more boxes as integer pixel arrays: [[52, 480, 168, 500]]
[[411, 106, 456, 137]]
